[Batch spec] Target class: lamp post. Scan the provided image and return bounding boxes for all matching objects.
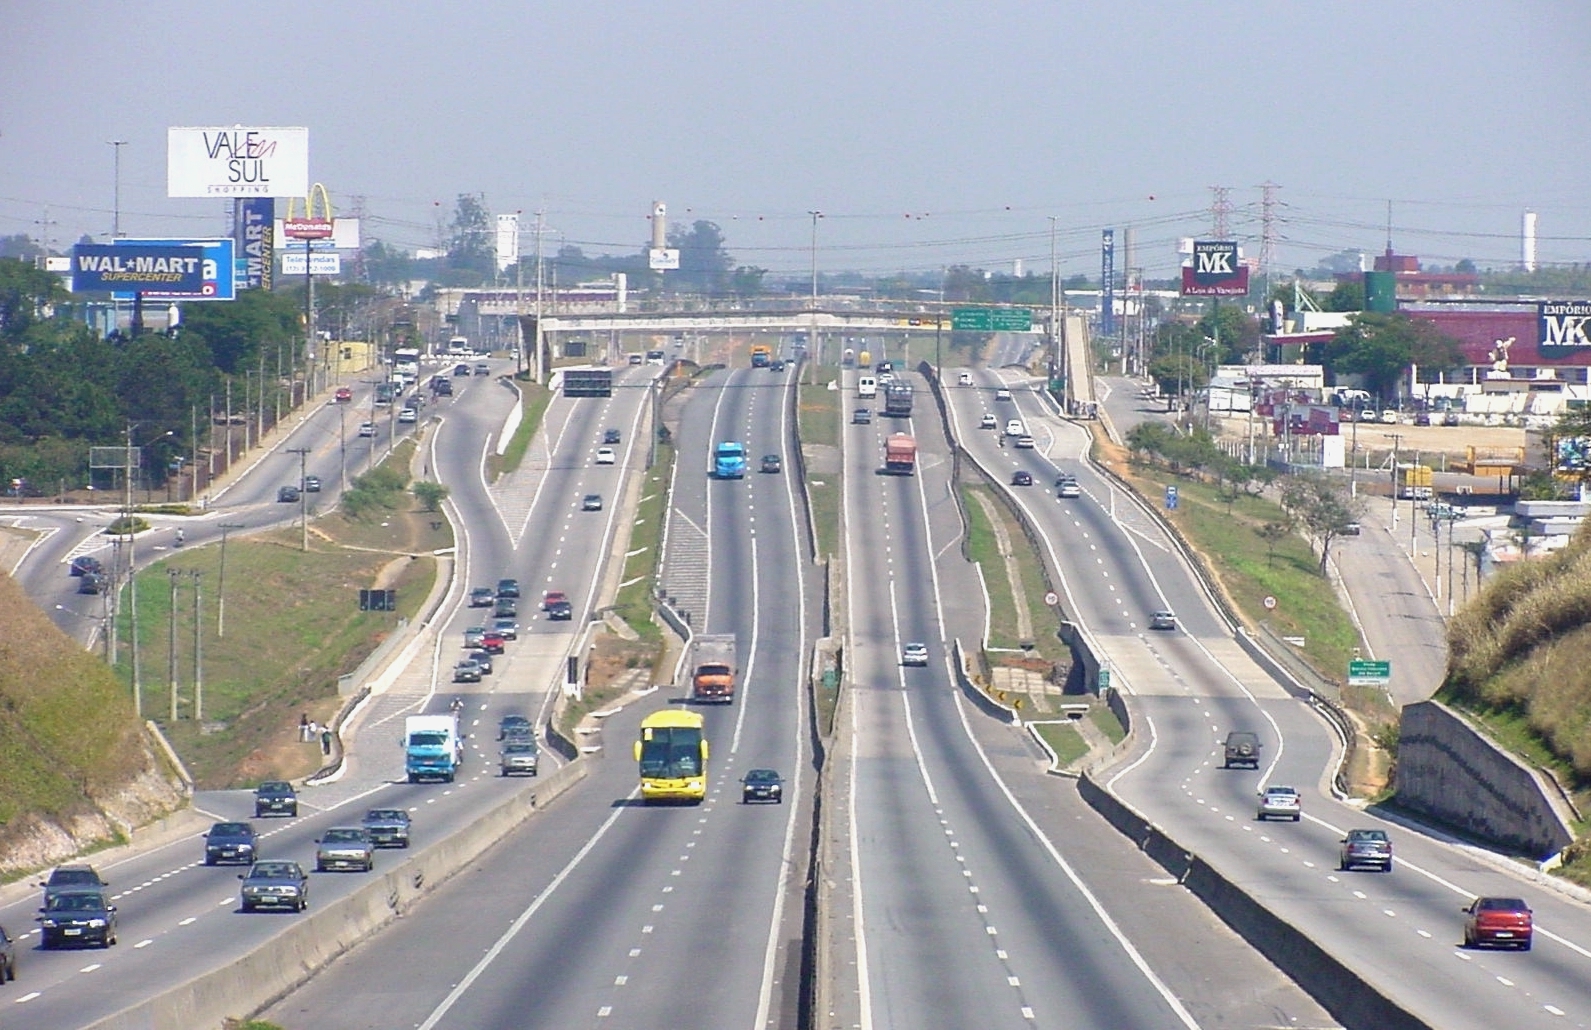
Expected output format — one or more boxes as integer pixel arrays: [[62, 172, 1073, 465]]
[[216, 523, 244, 638], [807, 210, 822, 383], [108, 140, 127, 239]]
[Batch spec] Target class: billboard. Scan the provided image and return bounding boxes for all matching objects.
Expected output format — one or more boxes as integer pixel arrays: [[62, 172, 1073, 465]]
[[1101, 229, 1116, 335], [72, 243, 205, 293], [1538, 300, 1591, 357], [1182, 240, 1250, 296], [112, 238, 235, 301], [280, 252, 342, 276], [496, 213, 519, 272], [167, 126, 308, 198], [236, 198, 274, 290], [272, 217, 360, 250]]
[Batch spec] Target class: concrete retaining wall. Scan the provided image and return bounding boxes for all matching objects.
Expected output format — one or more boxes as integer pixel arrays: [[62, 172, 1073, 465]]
[[85, 760, 588, 1030], [1396, 700, 1575, 859], [1076, 773, 1431, 1030]]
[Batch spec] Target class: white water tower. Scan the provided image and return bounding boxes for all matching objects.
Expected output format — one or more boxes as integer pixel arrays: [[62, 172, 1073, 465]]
[[1522, 210, 1538, 272]]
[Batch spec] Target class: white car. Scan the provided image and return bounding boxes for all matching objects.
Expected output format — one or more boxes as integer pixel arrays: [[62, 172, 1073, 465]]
[[1257, 785, 1302, 821], [901, 642, 929, 667], [995, 388, 1013, 401], [595, 447, 616, 465], [979, 413, 997, 429], [358, 421, 376, 438], [1015, 435, 1035, 449], [1005, 420, 1024, 437], [398, 407, 417, 424], [958, 371, 973, 386]]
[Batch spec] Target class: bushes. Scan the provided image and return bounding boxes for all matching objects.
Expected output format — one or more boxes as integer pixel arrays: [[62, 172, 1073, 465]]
[[340, 464, 409, 521]]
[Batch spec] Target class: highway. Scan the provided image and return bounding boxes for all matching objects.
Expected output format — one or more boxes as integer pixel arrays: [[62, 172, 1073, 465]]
[[0, 356, 663, 1029], [258, 353, 816, 1029], [945, 368, 1591, 1030]]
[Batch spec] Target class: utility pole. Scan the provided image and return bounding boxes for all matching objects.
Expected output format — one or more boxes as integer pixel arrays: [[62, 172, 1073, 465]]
[[1049, 215, 1060, 397], [288, 448, 311, 551], [109, 140, 128, 239], [216, 523, 244, 637], [191, 571, 203, 722], [167, 567, 180, 722], [807, 210, 822, 382], [534, 209, 546, 382]]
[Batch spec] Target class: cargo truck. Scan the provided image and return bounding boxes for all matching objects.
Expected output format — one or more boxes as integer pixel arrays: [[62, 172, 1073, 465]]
[[714, 441, 747, 479], [883, 380, 914, 417], [750, 343, 772, 368], [1396, 463, 1434, 500], [403, 714, 464, 782], [884, 433, 917, 475], [690, 634, 738, 703]]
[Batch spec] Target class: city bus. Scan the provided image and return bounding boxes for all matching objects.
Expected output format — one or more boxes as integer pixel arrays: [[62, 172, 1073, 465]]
[[635, 709, 708, 804]]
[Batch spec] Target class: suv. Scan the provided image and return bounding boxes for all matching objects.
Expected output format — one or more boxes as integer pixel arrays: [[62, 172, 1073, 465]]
[[1339, 828, 1393, 872], [254, 780, 299, 818], [36, 889, 117, 949], [361, 808, 412, 849], [1222, 731, 1262, 769], [203, 821, 260, 866], [500, 740, 540, 776]]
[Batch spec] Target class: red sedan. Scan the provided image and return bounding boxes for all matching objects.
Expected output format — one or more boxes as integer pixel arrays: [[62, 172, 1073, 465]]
[[335, 386, 353, 402], [479, 632, 506, 654], [1463, 897, 1533, 950]]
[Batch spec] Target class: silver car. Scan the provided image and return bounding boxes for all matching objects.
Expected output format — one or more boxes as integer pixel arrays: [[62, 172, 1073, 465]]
[[314, 827, 375, 872], [500, 741, 540, 777], [1257, 786, 1302, 822]]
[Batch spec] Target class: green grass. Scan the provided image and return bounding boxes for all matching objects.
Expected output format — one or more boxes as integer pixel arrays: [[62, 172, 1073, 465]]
[[798, 384, 841, 559], [493, 382, 552, 479], [1127, 464, 1361, 692], [1090, 704, 1126, 744], [1033, 721, 1089, 766], [961, 486, 1019, 650], [612, 442, 675, 648], [959, 483, 1068, 668]]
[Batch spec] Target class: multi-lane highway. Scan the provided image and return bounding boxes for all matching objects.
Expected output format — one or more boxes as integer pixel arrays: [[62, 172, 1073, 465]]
[[945, 368, 1591, 1030]]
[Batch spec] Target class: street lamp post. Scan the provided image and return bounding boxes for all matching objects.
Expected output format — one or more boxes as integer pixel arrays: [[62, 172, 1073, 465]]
[[108, 140, 127, 239], [216, 522, 244, 638], [807, 210, 822, 382]]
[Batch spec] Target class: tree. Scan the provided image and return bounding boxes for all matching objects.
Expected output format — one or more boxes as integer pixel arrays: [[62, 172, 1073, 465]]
[[1542, 405, 1591, 496], [1256, 520, 1292, 567], [664, 220, 734, 295], [1278, 473, 1364, 575], [730, 266, 767, 300], [362, 240, 413, 288], [441, 193, 493, 286], [1324, 278, 1365, 313], [177, 288, 302, 375], [1198, 305, 1261, 364], [411, 481, 449, 512], [0, 257, 69, 340], [1323, 312, 1463, 401]]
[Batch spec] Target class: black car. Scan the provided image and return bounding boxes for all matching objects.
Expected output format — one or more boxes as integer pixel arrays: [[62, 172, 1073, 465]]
[[494, 597, 518, 618], [453, 363, 471, 376], [760, 454, 782, 474], [469, 586, 496, 607], [361, 808, 412, 849], [498, 714, 532, 740], [277, 485, 301, 503], [602, 428, 621, 445], [77, 571, 107, 595], [467, 648, 494, 675], [496, 578, 520, 599], [433, 378, 453, 396], [37, 889, 117, 948], [582, 493, 603, 511], [546, 599, 573, 621], [39, 865, 107, 903], [742, 769, 784, 804], [770, 359, 786, 372], [254, 780, 299, 818], [204, 821, 260, 865], [68, 555, 103, 577], [1012, 470, 1033, 486], [0, 923, 16, 982], [238, 861, 309, 912]]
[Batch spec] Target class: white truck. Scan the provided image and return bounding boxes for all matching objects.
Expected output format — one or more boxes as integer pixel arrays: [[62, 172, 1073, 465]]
[[403, 714, 464, 782]]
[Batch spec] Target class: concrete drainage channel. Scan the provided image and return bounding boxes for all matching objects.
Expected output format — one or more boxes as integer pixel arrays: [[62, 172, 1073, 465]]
[[83, 761, 588, 1030]]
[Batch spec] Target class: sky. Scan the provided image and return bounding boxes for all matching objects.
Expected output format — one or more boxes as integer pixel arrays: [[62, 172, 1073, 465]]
[[4, 2, 1589, 282]]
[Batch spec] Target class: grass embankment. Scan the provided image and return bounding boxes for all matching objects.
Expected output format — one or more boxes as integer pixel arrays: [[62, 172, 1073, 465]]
[[491, 380, 552, 480], [118, 439, 445, 788], [797, 383, 840, 560], [1033, 722, 1088, 766], [0, 573, 160, 842]]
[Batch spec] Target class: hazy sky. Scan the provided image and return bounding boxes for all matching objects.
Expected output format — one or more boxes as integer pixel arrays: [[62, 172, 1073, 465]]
[[4, 2, 1588, 280]]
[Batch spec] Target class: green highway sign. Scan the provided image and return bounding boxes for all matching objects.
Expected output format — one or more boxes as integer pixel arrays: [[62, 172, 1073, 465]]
[[951, 306, 1033, 332], [1347, 659, 1392, 685]]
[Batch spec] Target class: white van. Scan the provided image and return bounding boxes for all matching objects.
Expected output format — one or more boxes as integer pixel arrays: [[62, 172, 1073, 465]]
[[857, 376, 877, 398]]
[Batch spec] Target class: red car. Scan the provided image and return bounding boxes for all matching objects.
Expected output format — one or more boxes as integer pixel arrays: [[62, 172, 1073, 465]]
[[541, 590, 567, 612], [1462, 896, 1533, 950], [335, 386, 353, 402], [479, 632, 506, 655]]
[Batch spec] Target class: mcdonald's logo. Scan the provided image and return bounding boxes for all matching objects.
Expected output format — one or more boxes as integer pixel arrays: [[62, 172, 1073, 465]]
[[283, 183, 335, 239]]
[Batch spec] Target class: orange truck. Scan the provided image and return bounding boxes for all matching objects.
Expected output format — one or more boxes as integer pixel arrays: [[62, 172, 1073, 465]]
[[691, 634, 738, 703], [884, 433, 917, 475]]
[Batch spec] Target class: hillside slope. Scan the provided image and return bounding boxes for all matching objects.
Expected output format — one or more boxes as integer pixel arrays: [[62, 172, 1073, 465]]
[[1444, 521, 1591, 785], [0, 571, 188, 878]]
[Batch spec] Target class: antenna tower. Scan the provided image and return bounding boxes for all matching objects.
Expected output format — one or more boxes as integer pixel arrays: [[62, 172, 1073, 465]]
[[1209, 186, 1232, 239], [1257, 181, 1281, 282]]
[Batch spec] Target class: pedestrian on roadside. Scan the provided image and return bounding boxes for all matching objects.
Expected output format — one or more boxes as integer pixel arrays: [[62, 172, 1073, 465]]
[[299, 713, 310, 742], [320, 729, 333, 756]]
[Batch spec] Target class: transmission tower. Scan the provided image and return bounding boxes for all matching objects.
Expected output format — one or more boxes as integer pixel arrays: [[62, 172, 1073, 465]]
[[1209, 186, 1233, 239], [347, 194, 367, 282], [1257, 181, 1282, 284]]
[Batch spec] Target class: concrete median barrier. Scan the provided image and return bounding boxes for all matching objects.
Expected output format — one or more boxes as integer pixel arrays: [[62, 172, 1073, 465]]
[[84, 760, 587, 1030]]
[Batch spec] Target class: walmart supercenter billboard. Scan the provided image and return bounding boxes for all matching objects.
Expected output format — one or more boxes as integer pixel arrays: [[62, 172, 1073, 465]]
[[112, 238, 236, 301], [1181, 240, 1250, 296], [72, 243, 205, 293]]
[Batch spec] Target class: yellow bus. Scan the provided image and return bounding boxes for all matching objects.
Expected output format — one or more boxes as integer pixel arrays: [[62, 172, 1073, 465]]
[[635, 709, 708, 804]]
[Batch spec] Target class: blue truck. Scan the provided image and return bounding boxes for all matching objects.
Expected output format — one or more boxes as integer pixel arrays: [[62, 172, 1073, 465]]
[[714, 441, 747, 479], [403, 714, 464, 782]]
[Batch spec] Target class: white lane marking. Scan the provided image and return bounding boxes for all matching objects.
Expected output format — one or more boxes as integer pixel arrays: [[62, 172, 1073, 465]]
[[416, 790, 636, 1030]]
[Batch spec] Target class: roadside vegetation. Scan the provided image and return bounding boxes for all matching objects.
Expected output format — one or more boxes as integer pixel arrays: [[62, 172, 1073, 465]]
[[491, 380, 552, 480], [117, 439, 444, 788], [797, 383, 841, 559]]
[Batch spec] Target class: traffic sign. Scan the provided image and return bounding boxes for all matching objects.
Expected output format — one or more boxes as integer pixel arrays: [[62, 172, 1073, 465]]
[[1263, 595, 1277, 610], [951, 307, 1033, 332], [1097, 668, 1111, 692], [1348, 659, 1392, 686], [1043, 591, 1059, 606]]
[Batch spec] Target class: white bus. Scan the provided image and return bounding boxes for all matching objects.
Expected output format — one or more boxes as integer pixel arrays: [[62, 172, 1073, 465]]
[[393, 347, 422, 378]]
